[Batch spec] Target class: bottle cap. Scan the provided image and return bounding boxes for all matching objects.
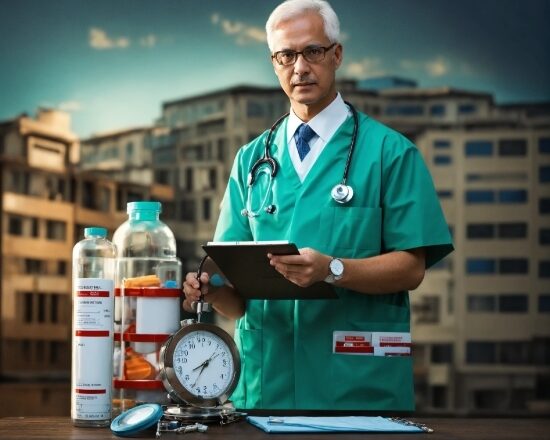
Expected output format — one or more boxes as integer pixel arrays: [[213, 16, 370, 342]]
[[110, 403, 163, 437], [84, 227, 107, 238], [127, 201, 162, 214]]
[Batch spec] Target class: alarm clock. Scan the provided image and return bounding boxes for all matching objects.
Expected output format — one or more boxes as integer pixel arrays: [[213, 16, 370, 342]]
[[159, 319, 241, 408]]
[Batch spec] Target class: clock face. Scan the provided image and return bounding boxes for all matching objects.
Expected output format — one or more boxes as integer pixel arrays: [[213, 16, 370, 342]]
[[173, 330, 235, 399], [160, 322, 241, 407]]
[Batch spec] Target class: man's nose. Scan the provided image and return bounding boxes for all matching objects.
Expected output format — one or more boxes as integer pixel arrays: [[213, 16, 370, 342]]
[[293, 53, 311, 75]]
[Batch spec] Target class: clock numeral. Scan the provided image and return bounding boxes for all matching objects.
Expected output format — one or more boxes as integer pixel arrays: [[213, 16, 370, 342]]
[[183, 350, 188, 356], [222, 359, 227, 367], [184, 374, 190, 381], [183, 358, 187, 363], [220, 373, 224, 380], [176, 366, 182, 375]]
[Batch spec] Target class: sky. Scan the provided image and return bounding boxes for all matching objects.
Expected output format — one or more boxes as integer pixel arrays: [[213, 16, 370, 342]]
[[0, 0, 549, 138]]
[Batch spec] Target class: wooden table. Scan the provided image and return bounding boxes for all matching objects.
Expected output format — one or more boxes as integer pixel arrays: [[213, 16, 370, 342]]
[[1, 416, 549, 440]]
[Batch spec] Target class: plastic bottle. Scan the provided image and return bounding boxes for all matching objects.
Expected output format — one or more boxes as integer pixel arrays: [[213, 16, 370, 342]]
[[71, 227, 116, 427]]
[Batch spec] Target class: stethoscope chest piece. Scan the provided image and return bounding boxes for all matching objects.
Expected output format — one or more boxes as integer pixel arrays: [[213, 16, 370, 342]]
[[331, 183, 354, 204]]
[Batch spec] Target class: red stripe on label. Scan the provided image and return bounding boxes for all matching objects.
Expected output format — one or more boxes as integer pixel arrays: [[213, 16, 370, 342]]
[[335, 346, 374, 354], [75, 330, 110, 337], [75, 389, 106, 394], [384, 352, 411, 357], [78, 290, 109, 297]]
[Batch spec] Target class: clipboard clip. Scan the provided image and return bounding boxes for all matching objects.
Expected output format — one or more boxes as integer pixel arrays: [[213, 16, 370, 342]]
[[192, 255, 212, 322]]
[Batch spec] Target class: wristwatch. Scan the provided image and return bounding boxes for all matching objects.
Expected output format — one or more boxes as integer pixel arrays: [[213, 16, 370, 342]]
[[324, 258, 344, 283]]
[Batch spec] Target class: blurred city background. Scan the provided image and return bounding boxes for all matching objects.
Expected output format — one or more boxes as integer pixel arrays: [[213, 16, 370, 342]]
[[0, 0, 549, 417]]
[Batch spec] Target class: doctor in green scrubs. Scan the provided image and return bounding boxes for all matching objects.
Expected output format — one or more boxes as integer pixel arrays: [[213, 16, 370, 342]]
[[183, 0, 453, 411]]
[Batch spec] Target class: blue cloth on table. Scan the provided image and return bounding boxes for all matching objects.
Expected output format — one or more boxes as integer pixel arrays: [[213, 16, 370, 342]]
[[247, 416, 424, 433]]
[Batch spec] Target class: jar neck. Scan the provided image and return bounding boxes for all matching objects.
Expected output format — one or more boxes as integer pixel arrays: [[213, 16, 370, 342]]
[[129, 211, 160, 221]]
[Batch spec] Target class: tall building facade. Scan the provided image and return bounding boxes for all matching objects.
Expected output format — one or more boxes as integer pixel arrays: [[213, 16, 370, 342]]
[[148, 81, 550, 414], [0, 109, 172, 416]]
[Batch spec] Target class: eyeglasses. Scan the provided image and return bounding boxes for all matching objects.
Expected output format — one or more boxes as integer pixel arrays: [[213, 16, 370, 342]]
[[271, 43, 337, 66]]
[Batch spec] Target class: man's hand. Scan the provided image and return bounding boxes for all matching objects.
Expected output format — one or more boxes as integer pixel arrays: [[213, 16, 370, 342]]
[[182, 271, 210, 313], [268, 247, 331, 287]]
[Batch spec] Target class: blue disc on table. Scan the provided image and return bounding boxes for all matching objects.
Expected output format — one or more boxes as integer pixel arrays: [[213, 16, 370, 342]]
[[110, 403, 163, 437]]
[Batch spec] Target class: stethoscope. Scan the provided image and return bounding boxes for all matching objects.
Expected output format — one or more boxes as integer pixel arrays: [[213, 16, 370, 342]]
[[241, 101, 359, 218]]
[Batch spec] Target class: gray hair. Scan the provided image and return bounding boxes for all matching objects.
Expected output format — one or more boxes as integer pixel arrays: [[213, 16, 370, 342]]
[[265, 0, 340, 52]]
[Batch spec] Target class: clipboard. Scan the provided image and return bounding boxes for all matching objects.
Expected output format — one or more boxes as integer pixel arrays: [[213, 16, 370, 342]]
[[202, 241, 337, 300]]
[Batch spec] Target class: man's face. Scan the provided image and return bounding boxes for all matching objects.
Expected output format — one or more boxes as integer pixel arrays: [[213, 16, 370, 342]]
[[271, 11, 342, 119]]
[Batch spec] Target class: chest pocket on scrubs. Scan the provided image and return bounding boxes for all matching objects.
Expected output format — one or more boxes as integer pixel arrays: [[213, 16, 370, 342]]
[[321, 206, 382, 258]]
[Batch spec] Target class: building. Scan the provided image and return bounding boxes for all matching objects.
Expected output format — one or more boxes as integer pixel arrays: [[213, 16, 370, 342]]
[[0, 109, 173, 416], [80, 126, 153, 185], [150, 80, 550, 414]]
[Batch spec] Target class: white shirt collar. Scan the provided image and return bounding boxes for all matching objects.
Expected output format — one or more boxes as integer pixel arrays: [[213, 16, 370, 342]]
[[286, 93, 349, 144]]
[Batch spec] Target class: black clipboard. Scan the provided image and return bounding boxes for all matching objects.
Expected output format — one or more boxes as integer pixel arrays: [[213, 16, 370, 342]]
[[202, 242, 337, 300]]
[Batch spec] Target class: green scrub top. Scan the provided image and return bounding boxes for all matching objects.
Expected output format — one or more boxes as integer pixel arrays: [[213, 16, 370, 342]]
[[214, 110, 453, 411]]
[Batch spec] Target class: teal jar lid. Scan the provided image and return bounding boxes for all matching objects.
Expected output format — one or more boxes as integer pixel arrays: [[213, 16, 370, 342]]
[[84, 227, 107, 238], [127, 201, 162, 214]]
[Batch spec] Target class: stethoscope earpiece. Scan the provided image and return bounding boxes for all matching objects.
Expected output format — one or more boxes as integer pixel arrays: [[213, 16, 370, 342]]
[[331, 184, 354, 204]]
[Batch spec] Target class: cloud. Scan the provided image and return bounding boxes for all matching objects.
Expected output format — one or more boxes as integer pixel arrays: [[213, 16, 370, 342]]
[[344, 57, 386, 79], [211, 12, 266, 45], [140, 34, 157, 48], [89, 27, 130, 50], [58, 101, 83, 112], [400, 56, 451, 77]]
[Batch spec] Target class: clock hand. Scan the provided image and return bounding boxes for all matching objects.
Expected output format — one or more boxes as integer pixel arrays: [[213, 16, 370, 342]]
[[192, 350, 220, 371], [190, 352, 221, 387]]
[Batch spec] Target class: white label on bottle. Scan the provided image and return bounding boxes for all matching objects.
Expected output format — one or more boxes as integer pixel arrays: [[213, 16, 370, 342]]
[[72, 278, 114, 421]]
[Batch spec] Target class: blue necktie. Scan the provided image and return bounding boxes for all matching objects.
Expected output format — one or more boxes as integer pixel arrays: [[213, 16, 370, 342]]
[[294, 123, 316, 161]]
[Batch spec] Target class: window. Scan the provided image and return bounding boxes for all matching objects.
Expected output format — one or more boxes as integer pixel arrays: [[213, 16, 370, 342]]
[[465, 140, 492, 156], [499, 294, 528, 312], [437, 190, 453, 199], [467, 223, 495, 239], [540, 229, 550, 245], [46, 220, 66, 241], [467, 258, 496, 274], [467, 342, 497, 364], [539, 138, 550, 154], [540, 198, 550, 214], [50, 294, 59, 323], [208, 169, 217, 190], [38, 294, 46, 323], [202, 198, 211, 221], [8, 215, 23, 235], [499, 258, 528, 274], [24, 259, 43, 274], [431, 344, 453, 363], [430, 105, 446, 116], [385, 104, 424, 116], [499, 189, 527, 203], [466, 190, 495, 203], [540, 261, 550, 278], [540, 166, 550, 183], [498, 139, 527, 156], [498, 222, 527, 239], [459, 103, 477, 114], [126, 142, 134, 159], [434, 155, 452, 165], [24, 293, 33, 323], [185, 169, 194, 191], [57, 261, 67, 275], [539, 295, 550, 312], [468, 294, 496, 312], [412, 296, 440, 324], [500, 341, 530, 364], [180, 199, 196, 222], [434, 140, 450, 149], [533, 338, 550, 365]]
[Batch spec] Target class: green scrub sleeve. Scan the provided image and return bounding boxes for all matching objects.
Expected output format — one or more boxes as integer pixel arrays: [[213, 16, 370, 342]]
[[213, 148, 254, 242], [381, 142, 453, 269]]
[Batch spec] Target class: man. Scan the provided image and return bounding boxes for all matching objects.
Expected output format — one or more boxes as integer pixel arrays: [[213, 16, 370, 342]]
[[183, 0, 453, 410]]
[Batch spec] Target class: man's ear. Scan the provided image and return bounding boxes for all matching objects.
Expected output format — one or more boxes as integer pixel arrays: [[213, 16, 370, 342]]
[[334, 43, 343, 70]]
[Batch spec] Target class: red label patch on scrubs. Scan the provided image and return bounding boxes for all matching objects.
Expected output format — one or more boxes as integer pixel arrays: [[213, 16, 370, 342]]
[[333, 331, 411, 356]]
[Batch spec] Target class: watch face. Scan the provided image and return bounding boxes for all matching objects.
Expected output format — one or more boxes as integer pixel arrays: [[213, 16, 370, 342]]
[[330, 258, 344, 276], [173, 330, 234, 399], [160, 322, 241, 407]]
